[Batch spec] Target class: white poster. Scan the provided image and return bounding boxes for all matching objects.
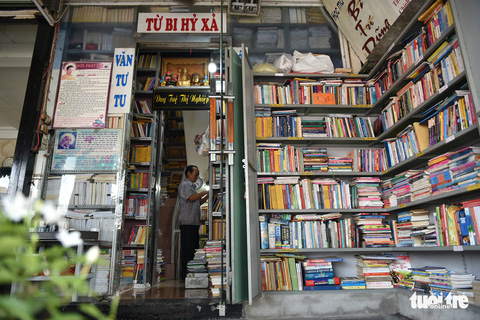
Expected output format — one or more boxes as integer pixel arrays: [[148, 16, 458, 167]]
[[53, 61, 112, 128], [137, 12, 227, 33], [52, 129, 121, 172], [108, 48, 135, 114], [323, 0, 411, 62]]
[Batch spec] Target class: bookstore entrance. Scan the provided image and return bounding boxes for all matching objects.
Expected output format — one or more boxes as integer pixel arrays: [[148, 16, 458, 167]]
[[119, 36, 248, 306]]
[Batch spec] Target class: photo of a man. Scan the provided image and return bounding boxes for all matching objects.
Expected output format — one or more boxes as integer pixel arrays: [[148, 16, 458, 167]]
[[58, 132, 77, 149], [61, 64, 76, 80]]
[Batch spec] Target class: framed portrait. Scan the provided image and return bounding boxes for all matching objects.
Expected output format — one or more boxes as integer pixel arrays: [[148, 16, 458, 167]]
[[160, 58, 208, 87]]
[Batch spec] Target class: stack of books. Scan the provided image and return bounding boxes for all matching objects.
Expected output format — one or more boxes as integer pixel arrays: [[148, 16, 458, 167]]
[[351, 177, 383, 209], [205, 240, 226, 297], [121, 249, 137, 286], [380, 178, 396, 208], [428, 153, 453, 195], [356, 255, 396, 289], [303, 257, 343, 291], [395, 209, 433, 247], [472, 280, 480, 306], [448, 147, 480, 190], [340, 277, 366, 289], [156, 249, 166, 282], [411, 266, 448, 293], [354, 213, 394, 247], [328, 156, 353, 172], [255, 107, 272, 138], [302, 147, 328, 172], [410, 170, 431, 201], [94, 248, 111, 294], [301, 117, 327, 138], [391, 171, 412, 206]]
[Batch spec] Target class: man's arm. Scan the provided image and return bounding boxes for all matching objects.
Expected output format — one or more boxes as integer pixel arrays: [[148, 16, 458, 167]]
[[187, 190, 208, 202]]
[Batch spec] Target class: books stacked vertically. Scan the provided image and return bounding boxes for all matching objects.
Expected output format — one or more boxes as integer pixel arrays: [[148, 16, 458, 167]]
[[388, 252, 413, 289], [205, 240, 226, 297], [411, 266, 448, 293], [121, 249, 136, 286], [354, 213, 394, 248], [383, 124, 426, 168], [303, 147, 328, 172], [356, 255, 396, 289], [156, 249, 166, 282], [380, 178, 396, 208], [428, 152, 453, 195], [391, 172, 411, 206], [409, 209, 437, 247], [433, 203, 478, 246], [185, 247, 209, 289], [260, 253, 305, 291], [340, 277, 366, 290], [328, 156, 353, 172], [351, 177, 383, 209], [448, 147, 480, 190], [301, 117, 327, 138], [94, 248, 111, 294], [303, 257, 343, 291], [410, 170, 431, 201]]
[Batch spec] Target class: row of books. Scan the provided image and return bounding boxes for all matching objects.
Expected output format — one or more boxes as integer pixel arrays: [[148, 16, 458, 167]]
[[128, 171, 150, 189], [212, 219, 226, 240], [256, 144, 386, 173], [254, 79, 374, 106], [133, 100, 151, 114], [71, 6, 136, 23], [383, 122, 428, 167], [69, 179, 115, 207], [106, 115, 124, 129], [422, 92, 476, 147], [255, 112, 376, 138], [137, 54, 157, 69], [130, 145, 151, 163], [125, 193, 148, 217], [370, 1, 453, 102], [127, 225, 149, 245], [258, 177, 353, 210], [131, 118, 154, 138], [136, 77, 156, 91], [93, 248, 111, 294]]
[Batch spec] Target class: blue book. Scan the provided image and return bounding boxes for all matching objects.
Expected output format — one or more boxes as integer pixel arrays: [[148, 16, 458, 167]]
[[304, 285, 342, 291], [305, 272, 335, 280]]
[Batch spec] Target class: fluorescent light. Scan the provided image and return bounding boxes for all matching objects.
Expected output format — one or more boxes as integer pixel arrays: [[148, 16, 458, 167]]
[[208, 62, 217, 73]]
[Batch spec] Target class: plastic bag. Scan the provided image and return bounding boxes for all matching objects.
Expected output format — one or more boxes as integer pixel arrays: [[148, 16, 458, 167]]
[[194, 126, 209, 157], [252, 63, 278, 73], [291, 50, 334, 73], [273, 54, 294, 73]]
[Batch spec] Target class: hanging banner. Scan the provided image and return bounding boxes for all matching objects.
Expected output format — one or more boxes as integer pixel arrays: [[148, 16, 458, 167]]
[[108, 48, 135, 114], [53, 61, 112, 128], [323, 0, 411, 62], [153, 90, 210, 110], [137, 12, 227, 33], [52, 129, 122, 172]]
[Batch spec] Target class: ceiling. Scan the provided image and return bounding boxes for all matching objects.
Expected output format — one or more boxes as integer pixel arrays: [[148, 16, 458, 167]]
[[0, 23, 36, 139]]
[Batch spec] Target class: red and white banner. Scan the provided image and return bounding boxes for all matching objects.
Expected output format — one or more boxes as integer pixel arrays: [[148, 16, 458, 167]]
[[137, 12, 227, 34]]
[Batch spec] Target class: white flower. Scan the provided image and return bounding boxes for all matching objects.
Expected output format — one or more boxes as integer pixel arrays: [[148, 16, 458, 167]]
[[85, 246, 100, 265], [41, 201, 66, 224], [2, 193, 32, 222], [56, 229, 83, 247]]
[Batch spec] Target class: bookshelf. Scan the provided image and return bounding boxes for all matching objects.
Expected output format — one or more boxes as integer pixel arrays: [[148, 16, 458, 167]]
[[241, 0, 480, 302]]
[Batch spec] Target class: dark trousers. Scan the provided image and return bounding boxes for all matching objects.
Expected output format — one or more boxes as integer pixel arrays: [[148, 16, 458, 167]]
[[180, 225, 199, 279]]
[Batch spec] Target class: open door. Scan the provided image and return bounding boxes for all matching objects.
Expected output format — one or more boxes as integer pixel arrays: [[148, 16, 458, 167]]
[[241, 44, 262, 304]]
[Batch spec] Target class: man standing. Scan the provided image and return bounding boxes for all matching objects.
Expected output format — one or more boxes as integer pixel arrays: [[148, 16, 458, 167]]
[[178, 165, 208, 280]]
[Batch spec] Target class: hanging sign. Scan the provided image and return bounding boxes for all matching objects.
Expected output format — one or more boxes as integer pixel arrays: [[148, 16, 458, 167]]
[[108, 48, 135, 114], [322, 0, 411, 62], [137, 13, 227, 33], [53, 61, 112, 128], [153, 90, 210, 110]]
